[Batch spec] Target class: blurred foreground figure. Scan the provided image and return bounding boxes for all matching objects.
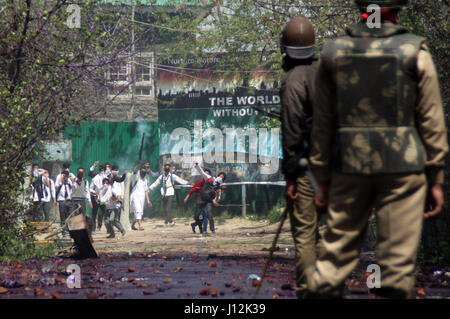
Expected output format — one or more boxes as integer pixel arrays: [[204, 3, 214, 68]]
[[279, 16, 322, 298], [308, 0, 448, 298]]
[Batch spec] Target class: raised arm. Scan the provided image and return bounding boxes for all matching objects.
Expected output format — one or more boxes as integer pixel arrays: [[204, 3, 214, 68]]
[[133, 160, 142, 174], [114, 171, 128, 183], [148, 169, 159, 178], [194, 163, 211, 181], [88, 161, 99, 178]]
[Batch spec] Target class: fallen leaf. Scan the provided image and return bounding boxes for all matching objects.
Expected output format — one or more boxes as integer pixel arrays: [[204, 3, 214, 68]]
[[417, 288, 425, 296], [209, 262, 217, 268], [211, 289, 220, 297], [128, 267, 136, 272], [273, 294, 280, 299], [186, 291, 191, 296], [200, 288, 210, 296], [207, 281, 212, 286], [252, 280, 260, 287], [143, 290, 155, 295], [34, 288, 44, 297], [127, 277, 135, 282], [0, 287, 8, 294], [52, 293, 61, 299], [87, 291, 98, 299]]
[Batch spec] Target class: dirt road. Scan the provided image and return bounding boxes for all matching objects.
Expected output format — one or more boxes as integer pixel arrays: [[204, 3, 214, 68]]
[[1, 217, 449, 301], [91, 216, 295, 256]]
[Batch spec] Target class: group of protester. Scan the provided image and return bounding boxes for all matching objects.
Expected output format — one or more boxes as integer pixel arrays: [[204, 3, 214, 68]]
[[29, 159, 226, 238], [29, 161, 127, 238], [128, 159, 226, 237]]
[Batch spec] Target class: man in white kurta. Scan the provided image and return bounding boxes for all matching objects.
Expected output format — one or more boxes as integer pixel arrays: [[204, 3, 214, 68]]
[[130, 163, 151, 230]]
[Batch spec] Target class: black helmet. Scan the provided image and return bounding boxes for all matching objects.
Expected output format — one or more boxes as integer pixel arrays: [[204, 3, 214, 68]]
[[280, 17, 315, 60], [354, 0, 408, 9]]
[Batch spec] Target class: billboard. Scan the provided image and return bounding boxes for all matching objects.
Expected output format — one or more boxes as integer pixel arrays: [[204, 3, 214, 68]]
[[157, 55, 283, 183]]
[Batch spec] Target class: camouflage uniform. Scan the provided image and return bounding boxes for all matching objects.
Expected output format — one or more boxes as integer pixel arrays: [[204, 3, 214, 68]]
[[309, 21, 448, 298], [281, 57, 322, 297]]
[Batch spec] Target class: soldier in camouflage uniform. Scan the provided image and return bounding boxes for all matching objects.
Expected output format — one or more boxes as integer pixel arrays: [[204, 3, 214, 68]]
[[308, 0, 448, 298], [280, 17, 322, 298]]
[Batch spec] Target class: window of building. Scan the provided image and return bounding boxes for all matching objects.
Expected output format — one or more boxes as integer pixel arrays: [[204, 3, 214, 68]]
[[106, 53, 154, 98]]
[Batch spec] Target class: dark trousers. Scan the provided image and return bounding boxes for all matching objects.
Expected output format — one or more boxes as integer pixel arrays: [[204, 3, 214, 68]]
[[97, 204, 106, 230], [90, 194, 99, 231], [42, 202, 53, 222], [192, 201, 204, 233], [199, 201, 214, 232], [58, 200, 73, 235], [104, 209, 115, 236], [32, 202, 44, 222], [113, 206, 125, 234], [105, 208, 125, 237], [90, 194, 105, 231], [161, 195, 174, 224]]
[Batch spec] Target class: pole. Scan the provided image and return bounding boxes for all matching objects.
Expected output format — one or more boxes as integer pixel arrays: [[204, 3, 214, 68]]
[[128, 2, 136, 120], [254, 205, 290, 296], [241, 184, 246, 217]]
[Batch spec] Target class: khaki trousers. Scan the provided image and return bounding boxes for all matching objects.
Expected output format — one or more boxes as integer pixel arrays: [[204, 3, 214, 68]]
[[289, 175, 322, 296], [308, 172, 427, 297]]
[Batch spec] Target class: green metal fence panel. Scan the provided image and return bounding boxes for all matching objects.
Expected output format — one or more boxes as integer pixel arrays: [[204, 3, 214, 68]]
[[63, 121, 160, 217]]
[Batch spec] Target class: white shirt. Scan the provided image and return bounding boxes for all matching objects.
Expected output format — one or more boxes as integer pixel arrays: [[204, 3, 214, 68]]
[[130, 174, 149, 198], [30, 177, 55, 203], [112, 180, 124, 198], [55, 179, 73, 202], [149, 173, 189, 197], [98, 185, 118, 210], [55, 171, 76, 184], [90, 172, 106, 194]]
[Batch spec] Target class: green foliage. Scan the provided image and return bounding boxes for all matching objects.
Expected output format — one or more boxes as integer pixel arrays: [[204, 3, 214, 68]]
[[0, 222, 56, 262], [267, 203, 285, 225], [0, 0, 148, 261]]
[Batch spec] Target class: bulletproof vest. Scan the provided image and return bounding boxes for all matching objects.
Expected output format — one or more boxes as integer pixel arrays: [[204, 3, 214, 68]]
[[321, 23, 426, 175], [72, 179, 88, 199]]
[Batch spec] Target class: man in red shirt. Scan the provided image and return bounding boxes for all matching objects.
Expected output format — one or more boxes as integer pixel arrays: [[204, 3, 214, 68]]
[[184, 168, 212, 233]]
